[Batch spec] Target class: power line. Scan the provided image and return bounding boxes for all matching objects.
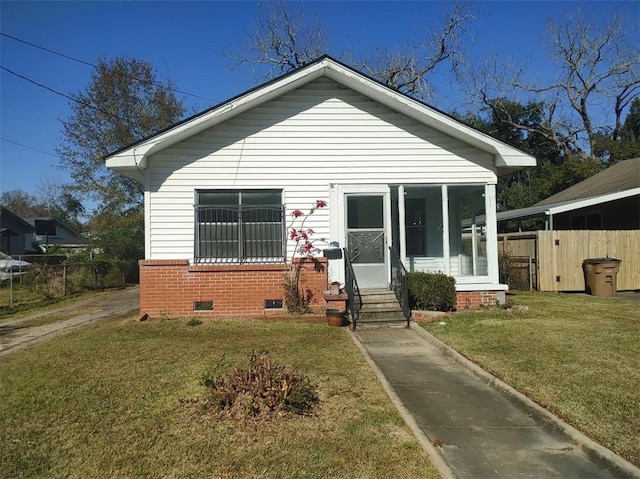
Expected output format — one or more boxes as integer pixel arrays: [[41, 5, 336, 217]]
[[1, 65, 122, 120], [0, 31, 217, 103], [1, 137, 60, 158], [1, 32, 94, 68]]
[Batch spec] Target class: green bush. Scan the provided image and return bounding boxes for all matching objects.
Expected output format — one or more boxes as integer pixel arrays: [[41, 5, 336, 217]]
[[407, 272, 456, 312]]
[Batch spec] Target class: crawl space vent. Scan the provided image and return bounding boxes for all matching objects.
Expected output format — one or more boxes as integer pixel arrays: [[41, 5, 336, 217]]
[[193, 301, 213, 311], [264, 299, 283, 309]]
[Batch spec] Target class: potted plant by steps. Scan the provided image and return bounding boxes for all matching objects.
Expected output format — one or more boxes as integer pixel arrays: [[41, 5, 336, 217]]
[[326, 308, 348, 327], [329, 281, 341, 295]]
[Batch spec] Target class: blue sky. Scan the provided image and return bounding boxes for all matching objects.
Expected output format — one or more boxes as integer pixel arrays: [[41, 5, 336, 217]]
[[1, 1, 637, 204]]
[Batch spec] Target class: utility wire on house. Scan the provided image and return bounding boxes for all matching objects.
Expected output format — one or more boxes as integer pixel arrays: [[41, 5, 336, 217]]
[[0, 32, 217, 103]]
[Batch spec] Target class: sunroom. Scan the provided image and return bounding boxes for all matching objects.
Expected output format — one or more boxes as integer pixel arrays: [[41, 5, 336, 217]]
[[329, 182, 497, 300]]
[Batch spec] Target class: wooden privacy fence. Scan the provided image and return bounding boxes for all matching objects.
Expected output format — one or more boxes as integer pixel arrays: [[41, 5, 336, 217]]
[[498, 230, 640, 292]]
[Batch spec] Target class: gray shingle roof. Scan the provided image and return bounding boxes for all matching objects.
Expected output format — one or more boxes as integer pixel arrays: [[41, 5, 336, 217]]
[[535, 157, 640, 206]]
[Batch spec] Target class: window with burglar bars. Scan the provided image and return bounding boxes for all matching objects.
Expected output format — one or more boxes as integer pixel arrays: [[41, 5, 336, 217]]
[[195, 190, 285, 264]]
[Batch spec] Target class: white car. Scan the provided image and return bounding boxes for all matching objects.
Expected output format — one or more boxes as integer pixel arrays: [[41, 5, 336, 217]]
[[0, 252, 32, 281]]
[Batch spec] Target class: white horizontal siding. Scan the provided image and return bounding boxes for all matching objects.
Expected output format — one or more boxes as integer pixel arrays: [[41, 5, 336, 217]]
[[146, 78, 496, 259], [406, 257, 446, 273]]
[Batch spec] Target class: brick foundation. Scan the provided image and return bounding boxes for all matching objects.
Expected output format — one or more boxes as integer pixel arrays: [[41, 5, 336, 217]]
[[455, 291, 499, 310], [139, 258, 328, 318]]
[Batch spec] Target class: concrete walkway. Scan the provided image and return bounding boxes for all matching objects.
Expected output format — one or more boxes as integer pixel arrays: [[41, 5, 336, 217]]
[[0, 286, 139, 357], [353, 326, 640, 479]]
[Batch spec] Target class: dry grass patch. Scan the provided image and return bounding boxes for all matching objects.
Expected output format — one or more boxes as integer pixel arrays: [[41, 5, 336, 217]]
[[1, 317, 440, 478], [0, 287, 107, 322], [421, 291, 640, 465]]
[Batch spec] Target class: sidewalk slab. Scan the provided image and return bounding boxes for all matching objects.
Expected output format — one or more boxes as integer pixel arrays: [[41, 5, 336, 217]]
[[354, 327, 636, 479]]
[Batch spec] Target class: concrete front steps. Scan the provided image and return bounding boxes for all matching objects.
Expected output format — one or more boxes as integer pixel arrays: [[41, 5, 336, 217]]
[[356, 289, 408, 328]]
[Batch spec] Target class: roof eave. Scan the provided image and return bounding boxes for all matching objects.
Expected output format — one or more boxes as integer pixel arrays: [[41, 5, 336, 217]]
[[106, 57, 537, 180], [497, 187, 640, 222], [546, 187, 640, 215]]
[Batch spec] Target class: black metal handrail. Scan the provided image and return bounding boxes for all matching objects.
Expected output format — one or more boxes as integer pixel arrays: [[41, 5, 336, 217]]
[[343, 248, 362, 330], [390, 247, 411, 327]]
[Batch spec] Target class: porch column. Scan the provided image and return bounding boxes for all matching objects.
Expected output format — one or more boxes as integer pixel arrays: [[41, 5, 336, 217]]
[[485, 184, 499, 284], [441, 185, 450, 276], [397, 185, 407, 264], [144, 169, 151, 259]]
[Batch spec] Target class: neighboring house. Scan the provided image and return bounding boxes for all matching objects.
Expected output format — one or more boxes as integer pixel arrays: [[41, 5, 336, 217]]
[[497, 157, 640, 231], [106, 56, 536, 318], [0, 207, 35, 255], [24, 217, 88, 251]]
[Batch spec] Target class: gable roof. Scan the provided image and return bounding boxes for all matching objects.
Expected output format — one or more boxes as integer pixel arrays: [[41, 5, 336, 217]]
[[106, 56, 536, 183], [535, 157, 640, 206], [0, 207, 35, 233], [497, 158, 640, 223], [24, 217, 88, 245]]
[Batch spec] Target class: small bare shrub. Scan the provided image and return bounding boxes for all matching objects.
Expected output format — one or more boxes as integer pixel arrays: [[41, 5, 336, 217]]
[[202, 351, 319, 418]]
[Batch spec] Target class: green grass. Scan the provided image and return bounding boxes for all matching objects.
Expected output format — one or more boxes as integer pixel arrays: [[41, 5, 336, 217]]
[[0, 282, 51, 312], [4, 314, 69, 329], [420, 291, 640, 466], [1, 317, 441, 478]]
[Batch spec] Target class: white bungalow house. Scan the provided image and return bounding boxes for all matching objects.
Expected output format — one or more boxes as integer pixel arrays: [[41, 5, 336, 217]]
[[106, 56, 536, 318]]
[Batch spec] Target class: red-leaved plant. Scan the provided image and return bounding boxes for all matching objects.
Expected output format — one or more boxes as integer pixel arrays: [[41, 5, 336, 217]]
[[284, 200, 327, 313]]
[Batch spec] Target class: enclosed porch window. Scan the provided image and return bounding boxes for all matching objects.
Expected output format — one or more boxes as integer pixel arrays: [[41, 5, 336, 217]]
[[448, 185, 488, 276], [195, 189, 285, 264], [394, 184, 489, 278]]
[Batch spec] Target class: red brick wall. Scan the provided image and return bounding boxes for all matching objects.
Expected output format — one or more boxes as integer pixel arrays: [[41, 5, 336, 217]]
[[455, 291, 499, 310], [139, 258, 328, 318]]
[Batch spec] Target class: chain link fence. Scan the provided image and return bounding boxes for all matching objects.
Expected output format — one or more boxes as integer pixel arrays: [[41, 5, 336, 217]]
[[1, 255, 138, 309], [499, 254, 537, 291]]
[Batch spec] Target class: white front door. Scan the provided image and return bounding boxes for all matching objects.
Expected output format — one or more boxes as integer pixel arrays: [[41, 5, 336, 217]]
[[346, 193, 389, 289]]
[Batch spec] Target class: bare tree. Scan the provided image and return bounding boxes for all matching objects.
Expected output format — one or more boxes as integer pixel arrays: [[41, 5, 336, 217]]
[[467, 8, 639, 159], [230, 2, 326, 78], [35, 176, 64, 215], [229, 1, 472, 100], [352, 3, 472, 100]]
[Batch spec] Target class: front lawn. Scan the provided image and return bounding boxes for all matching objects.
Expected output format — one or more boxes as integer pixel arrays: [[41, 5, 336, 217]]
[[420, 291, 640, 466], [1, 317, 440, 478]]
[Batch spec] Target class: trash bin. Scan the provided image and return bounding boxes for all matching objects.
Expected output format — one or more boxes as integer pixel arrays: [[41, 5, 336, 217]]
[[582, 258, 621, 296]]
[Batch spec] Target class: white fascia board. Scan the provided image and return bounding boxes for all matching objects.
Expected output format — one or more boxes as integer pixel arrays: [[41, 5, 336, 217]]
[[494, 153, 537, 169], [546, 188, 640, 215], [323, 62, 536, 170]]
